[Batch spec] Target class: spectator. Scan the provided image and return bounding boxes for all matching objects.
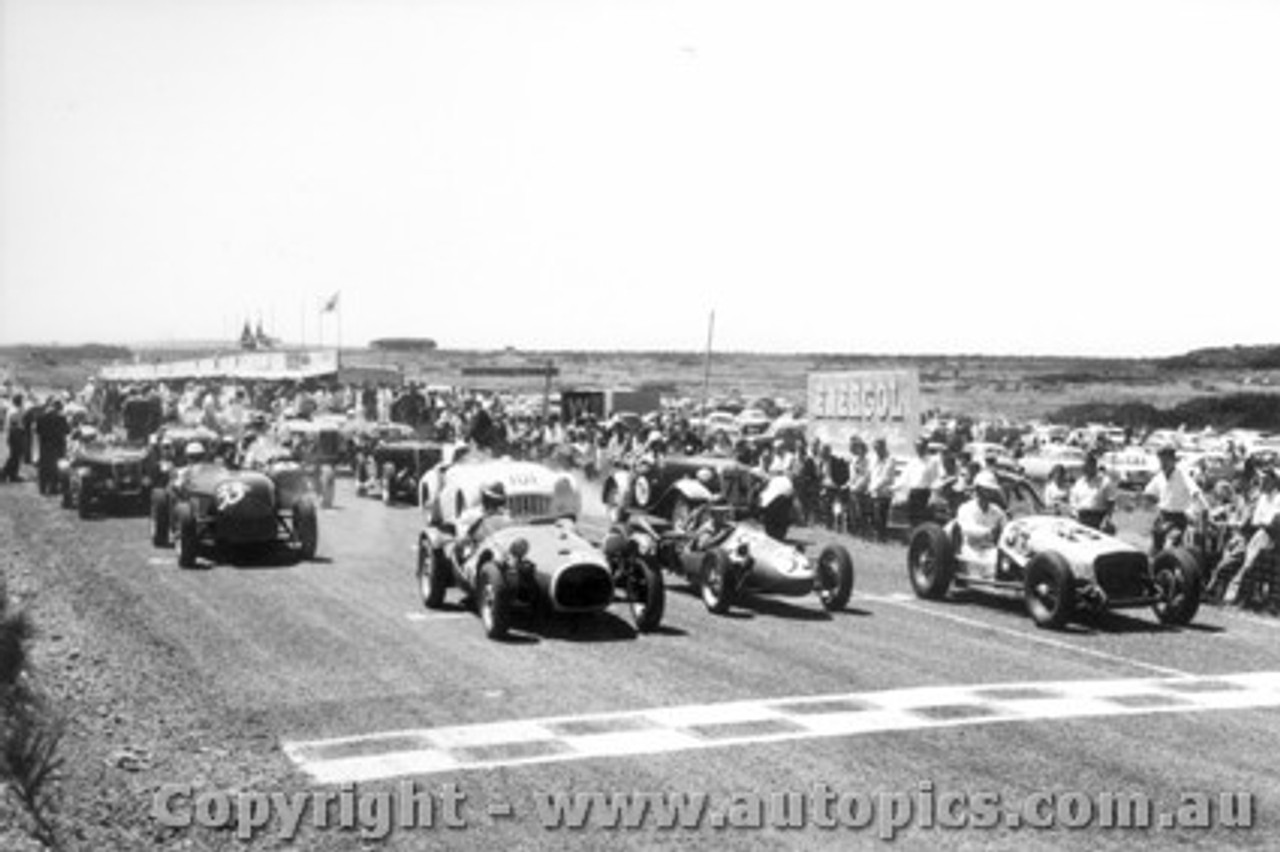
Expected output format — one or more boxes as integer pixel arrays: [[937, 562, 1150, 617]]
[[1069, 453, 1116, 530], [1143, 445, 1208, 551], [1043, 464, 1071, 515], [36, 399, 70, 495], [3, 394, 24, 482], [1222, 468, 1280, 605], [868, 437, 896, 540]]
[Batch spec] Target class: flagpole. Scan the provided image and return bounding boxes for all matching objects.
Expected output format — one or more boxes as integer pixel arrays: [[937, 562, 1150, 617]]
[[318, 296, 324, 348], [701, 309, 715, 439]]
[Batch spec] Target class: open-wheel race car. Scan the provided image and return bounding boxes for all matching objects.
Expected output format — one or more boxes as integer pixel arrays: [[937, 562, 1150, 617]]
[[906, 512, 1203, 630], [608, 504, 854, 616], [268, 419, 342, 508], [416, 457, 665, 639], [150, 460, 319, 569]]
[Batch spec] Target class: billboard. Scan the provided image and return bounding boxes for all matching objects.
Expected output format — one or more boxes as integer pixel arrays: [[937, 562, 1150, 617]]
[[806, 369, 921, 457], [100, 350, 339, 382]]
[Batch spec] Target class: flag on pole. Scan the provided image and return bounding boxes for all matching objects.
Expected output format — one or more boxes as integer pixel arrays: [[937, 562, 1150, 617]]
[[322, 291, 340, 313]]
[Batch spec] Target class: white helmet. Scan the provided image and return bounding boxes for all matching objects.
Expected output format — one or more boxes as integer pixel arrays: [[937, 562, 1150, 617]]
[[185, 441, 207, 461]]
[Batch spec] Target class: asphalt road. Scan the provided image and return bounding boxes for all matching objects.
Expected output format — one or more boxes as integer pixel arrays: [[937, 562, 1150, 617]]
[[21, 477, 1280, 850]]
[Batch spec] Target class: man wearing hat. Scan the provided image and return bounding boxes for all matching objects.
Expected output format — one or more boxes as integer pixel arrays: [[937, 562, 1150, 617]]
[[1143, 445, 1207, 551], [1221, 467, 1280, 605], [950, 470, 1008, 579]]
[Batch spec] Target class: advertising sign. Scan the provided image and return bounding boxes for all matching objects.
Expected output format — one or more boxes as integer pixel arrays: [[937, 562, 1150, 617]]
[[806, 369, 921, 457]]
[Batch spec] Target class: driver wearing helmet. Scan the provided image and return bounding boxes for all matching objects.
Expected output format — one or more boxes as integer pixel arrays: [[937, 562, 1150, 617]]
[[456, 480, 513, 560], [949, 470, 1008, 578]]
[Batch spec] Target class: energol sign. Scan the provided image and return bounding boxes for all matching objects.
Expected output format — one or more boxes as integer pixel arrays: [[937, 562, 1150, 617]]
[[806, 369, 921, 456]]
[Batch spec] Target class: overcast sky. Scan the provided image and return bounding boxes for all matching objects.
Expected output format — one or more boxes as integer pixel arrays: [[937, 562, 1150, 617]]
[[2, 0, 1278, 357]]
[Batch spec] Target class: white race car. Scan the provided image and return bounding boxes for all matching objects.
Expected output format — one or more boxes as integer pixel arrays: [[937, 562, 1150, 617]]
[[907, 514, 1202, 630], [416, 457, 663, 639]]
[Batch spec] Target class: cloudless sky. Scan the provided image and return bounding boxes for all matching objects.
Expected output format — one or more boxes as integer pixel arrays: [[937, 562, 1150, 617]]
[[2, 0, 1278, 356]]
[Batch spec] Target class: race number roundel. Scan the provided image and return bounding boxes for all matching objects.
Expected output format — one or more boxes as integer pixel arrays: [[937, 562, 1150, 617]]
[[633, 475, 651, 507], [215, 481, 248, 511]]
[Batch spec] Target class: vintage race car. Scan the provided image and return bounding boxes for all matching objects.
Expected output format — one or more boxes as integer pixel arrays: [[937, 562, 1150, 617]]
[[150, 462, 319, 569], [609, 505, 854, 615], [367, 440, 443, 504], [60, 441, 155, 518], [271, 419, 342, 507], [417, 457, 663, 639], [602, 454, 761, 527], [906, 514, 1202, 629]]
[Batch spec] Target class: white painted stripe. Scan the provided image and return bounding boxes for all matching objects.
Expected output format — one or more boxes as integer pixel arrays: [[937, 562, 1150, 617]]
[[863, 593, 1192, 678], [283, 671, 1280, 784]]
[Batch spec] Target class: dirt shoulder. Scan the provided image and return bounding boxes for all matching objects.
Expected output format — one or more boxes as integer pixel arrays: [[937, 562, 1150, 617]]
[[0, 483, 314, 851]]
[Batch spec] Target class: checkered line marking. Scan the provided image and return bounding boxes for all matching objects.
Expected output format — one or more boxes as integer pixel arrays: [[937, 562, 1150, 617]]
[[283, 671, 1280, 784]]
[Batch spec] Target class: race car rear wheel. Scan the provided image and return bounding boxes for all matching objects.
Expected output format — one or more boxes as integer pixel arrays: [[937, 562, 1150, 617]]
[[417, 538, 448, 609], [478, 563, 511, 640], [175, 502, 198, 569], [320, 465, 336, 509], [624, 557, 665, 633], [700, 550, 736, 615], [1151, 546, 1203, 626], [907, 523, 954, 600], [150, 488, 171, 548], [74, 480, 91, 519], [815, 544, 855, 611], [1024, 551, 1074, 629], [294, 497, 319, 561]]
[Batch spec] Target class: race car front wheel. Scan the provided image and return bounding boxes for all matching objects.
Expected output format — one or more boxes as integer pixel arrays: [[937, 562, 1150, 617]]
[[478, 563, 512, 640], [417, 539, 448, 609], [815, 544, 855, 611], [294, 498, 319, 561], [624, 557, 665, 633], [700, 550, 736, 615], [1152, 547, 1203, 626], [1024, 551, 1074, 630]]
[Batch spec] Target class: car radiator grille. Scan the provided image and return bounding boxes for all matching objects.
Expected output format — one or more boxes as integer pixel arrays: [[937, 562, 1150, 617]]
[[554, 564, 615, 611], [1094, 552, 1152, 600], [509, 494, 553, 519]]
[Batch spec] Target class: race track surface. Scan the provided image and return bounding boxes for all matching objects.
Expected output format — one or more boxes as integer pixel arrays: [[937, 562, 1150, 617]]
[[4, 478, 1278, 850]]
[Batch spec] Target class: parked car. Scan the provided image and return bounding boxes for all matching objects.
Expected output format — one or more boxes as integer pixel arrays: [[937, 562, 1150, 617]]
[[416, 457, 663, 639], [60, 439, 155, 518], [371, 440, 444, 504], [1100, 448, 1158, 490], [1018, 444, 1088, 482]]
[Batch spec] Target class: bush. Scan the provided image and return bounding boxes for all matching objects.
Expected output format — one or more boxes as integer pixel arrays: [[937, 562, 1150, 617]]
[[0, 595, 64, 850]]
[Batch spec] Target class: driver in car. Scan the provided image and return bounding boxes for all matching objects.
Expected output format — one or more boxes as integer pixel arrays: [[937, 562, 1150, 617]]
[[949, 471, 1007, 578], [456, 480, 513, 562]]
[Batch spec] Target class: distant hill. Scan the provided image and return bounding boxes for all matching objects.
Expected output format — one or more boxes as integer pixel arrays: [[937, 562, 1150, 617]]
[[1159, 345, 1280, 370]]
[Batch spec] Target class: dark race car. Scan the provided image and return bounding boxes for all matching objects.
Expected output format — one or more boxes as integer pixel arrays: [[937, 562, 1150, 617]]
[[602, 453, 761, 528], [150, 461, 319, 569], [60, 441, 156, 518], [368, 440, 444, 505]]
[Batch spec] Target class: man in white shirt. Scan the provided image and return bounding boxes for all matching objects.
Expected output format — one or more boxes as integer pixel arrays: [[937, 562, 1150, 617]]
[[900, 438, 942, 526], [1223, 468, 1280, 605], [1143, 446, 1207, 551], [867, 438, 897, 540], [1069, 452, 1117, 530]]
